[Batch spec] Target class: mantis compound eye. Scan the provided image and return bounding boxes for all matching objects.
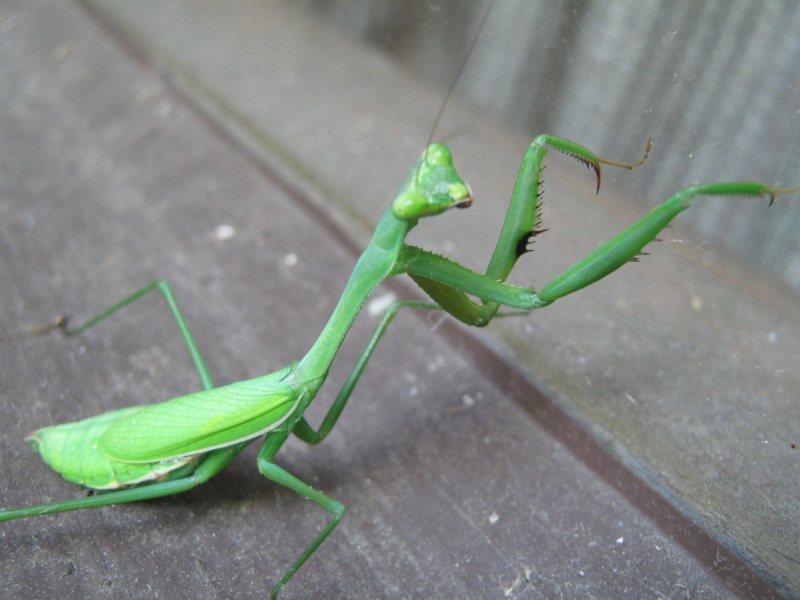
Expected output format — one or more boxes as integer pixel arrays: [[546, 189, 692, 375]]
[[425, 143, 452, 167], [392, 191, 428, 220]]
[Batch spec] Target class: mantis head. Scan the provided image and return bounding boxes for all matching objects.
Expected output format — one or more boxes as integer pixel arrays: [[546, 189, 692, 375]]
[[392, 143, 473, 221]]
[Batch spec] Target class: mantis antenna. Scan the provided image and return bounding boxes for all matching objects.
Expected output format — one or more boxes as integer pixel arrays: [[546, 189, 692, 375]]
[[418, 0, 497, 174]]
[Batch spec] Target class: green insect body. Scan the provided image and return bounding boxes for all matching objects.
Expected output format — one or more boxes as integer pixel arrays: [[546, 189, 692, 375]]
[[2, 136, 797, 598], [29, 406, 195, 490]]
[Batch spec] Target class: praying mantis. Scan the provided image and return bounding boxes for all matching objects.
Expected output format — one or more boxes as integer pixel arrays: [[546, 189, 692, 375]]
[[4, 2, 800, 598], [2, 129, 799, 597]]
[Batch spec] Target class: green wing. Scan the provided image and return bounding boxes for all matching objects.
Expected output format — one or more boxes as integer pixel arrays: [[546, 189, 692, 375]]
[[29, 406, 197, 490], [100, 364, 301, 462]]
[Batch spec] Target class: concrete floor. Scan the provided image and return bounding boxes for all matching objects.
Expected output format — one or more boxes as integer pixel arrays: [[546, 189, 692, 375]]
[[1, 1, 798, 598]]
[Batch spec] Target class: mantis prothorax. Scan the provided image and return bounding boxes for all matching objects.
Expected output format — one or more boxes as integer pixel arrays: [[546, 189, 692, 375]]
[[1, 135, 797, 597]]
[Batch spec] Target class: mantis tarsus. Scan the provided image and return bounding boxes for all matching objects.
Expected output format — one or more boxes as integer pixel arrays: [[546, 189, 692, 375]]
[[2, 131, 798, 596]]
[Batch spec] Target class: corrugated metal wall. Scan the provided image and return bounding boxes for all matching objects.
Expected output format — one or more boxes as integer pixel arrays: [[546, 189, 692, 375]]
[[301, 0, 800, 291]]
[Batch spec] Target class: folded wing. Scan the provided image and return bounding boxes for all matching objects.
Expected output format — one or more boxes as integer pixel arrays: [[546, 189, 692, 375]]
[[99, 364, 300, 462]]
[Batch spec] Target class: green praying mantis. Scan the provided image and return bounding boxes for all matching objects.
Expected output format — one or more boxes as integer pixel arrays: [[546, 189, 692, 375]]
[[2, 130, 799, 597]]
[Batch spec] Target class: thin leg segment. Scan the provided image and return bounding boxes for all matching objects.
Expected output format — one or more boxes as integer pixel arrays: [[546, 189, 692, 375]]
[[0, 443, 248, 523], [256, 433, 345, 599], [293, 300, 442, 444], [57, 279, 212, 390]]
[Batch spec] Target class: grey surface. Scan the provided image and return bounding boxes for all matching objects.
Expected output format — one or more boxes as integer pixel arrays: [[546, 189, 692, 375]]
[[0, 1, 797, 599]]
